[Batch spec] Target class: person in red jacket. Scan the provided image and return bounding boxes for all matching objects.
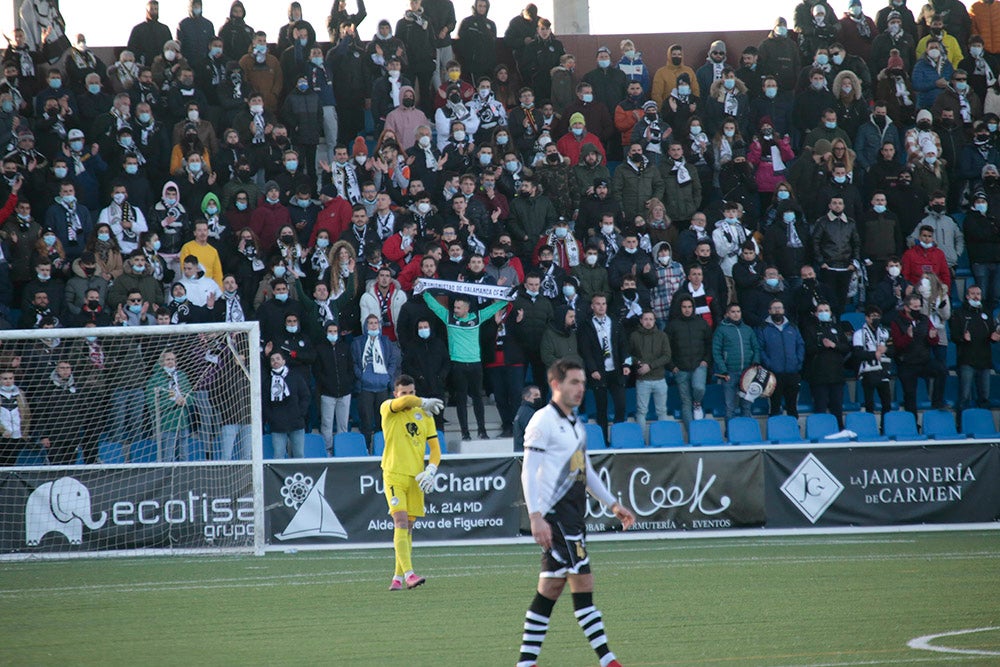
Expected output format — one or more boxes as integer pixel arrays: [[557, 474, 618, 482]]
[[901, 224, 951, 288], [382, 218, 418, 266], [308, 183, 354, 246], [250, 181, 292, 252], [397, 243, 442, 293], [555, 112, 607, 166]]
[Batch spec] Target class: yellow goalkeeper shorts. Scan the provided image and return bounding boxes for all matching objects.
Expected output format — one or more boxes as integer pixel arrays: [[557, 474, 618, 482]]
[[383, 472, 425, 518]]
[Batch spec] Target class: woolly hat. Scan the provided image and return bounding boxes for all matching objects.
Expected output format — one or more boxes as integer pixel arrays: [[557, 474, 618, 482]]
[[264, 180, 280, 193], [814, 139, 833, 155], [887, 52, 905, 70], [67, 129, 85, 140], [916, 108, 933, 123], [642, 100, 658, 111], [320, 182, 338, 198], [569, 112, 586, 126], [710, 40, 726, 54], [352, 136, 368, 156], [887, 9, 902, 22]]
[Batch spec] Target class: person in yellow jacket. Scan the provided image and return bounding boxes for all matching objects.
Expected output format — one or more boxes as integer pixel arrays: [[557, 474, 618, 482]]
[[651, 43, 700, 106], [916, 14, 964, 69], [381, 374, 444, 591]]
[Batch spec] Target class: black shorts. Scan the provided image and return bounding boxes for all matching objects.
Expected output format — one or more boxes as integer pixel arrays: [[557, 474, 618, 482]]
[[540, 482, 590, 578]]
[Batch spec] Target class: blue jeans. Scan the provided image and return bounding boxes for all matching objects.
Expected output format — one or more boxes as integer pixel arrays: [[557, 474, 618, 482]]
[[972, 262, 1000, 311], [675, 366, 708, 424], [722, 373, 752, 421], [271, 429, 305, 458], [219, 423, 252, 460], [108, 388, 145, 455], [189, 390, 218, 455], [158, 429, 189, 462], [958, 365, 991, 409], [635, 378, 669, 433]]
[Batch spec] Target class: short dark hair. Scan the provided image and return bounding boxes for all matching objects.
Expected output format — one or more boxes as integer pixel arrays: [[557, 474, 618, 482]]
[[547, 357, 584, 383], [919, 225, 935, 235], [521, 384, 540, 399], [394, 374, 415, 388], [865, 304, 883, 316]]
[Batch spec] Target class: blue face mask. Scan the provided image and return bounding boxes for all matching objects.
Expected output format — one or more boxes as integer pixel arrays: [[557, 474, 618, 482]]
[[133, 263, 146, 272], [833, 175, 847, 184], [1, 101, 13, 113], [267, 196, 281, 205], [920, 240, 934, 249], [87, 83, 101, 95], [285, 161, 298, 172], [417, 328, 431, 339], [311, 57, 324, 67], [298, 38, 308, 47], [164, 197, 177, 206], [975, 202, 988, 214], [572, 127, 584, 137], [776, 190, 790, 200], [782, 211, 796, 223], [554, 227, 568, 238], [723, 78, 736, 90], [206, 205, 219, 215], [210, 47, 223, 57], [49, 79, 62, 90], [273, 266, 287, 278], [297, 82, 309, 92], [505, 160, 519, 172], [816, 54, 829, 65], [817, 311, 832, 322], [366, 329, 379, 337], [296, 198, 311, 208], [43, 235, 56, 246], [128, 304, 143, 314], [152, 240, 161, 251], [97, 232, 111, 242], [327, 333, 339, 343], [54, 167, 68, 179], [597, 59, 611, 69], [188, 161, 202, 173], [479, 153, 493, 165], [825, 121, 837, 130], [678, 85, 691, 96], [316, 237, 330, 248], [174, 294, 187, 304], [497, 135, 509, 145], [138, 112, 151, 124], [124, 164, 139, 175], [765, 278, 779, 287], [765, 87, 778, 99], [873, 204, 886, 213], [582, 93, 594, 103], [286, 325, 298, 333], [236, 201, 248, 211], [274, 292, 289, 302]]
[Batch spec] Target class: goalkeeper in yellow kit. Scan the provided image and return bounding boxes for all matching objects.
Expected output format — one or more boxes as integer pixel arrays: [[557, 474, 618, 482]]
[[380, 374, 445, 591]]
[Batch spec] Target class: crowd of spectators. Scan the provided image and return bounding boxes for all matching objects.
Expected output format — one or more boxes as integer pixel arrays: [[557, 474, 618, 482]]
[[3, 0, 1000, 464]]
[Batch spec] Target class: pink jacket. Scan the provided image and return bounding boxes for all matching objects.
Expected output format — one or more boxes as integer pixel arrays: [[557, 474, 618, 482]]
[[748, 136, 795, 194]]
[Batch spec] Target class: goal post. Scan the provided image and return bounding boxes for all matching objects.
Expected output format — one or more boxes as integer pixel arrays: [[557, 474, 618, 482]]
[[0, 322, 265, 559]]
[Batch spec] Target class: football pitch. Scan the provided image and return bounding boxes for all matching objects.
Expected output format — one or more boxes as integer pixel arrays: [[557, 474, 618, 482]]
[[2, 531, 999, 666]]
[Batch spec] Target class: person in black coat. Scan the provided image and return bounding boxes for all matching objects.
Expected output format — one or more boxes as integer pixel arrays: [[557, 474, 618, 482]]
[[456, 0, 498, 83], [949, 285, 1000, 409], [263, 350, 311, 458], [396, 0, 438, 113], [792, 264, 836, 324], [801, 302, 852, 428], [577, 292, 631, 441], [126, 1, 174, 67], [609, 274, 650, 335], [481, 303, 526, 437], [607, 233, 657, 301], [314, 321, 356, 453], [400, 317, 451, 430], [513, 384, 542, 451]]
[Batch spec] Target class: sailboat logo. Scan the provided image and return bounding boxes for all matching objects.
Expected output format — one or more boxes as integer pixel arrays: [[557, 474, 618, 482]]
[[275, 470, 348, 540]]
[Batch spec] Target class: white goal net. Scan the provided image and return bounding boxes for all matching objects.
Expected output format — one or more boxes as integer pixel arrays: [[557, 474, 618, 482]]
[[0, 322, 264, 559]]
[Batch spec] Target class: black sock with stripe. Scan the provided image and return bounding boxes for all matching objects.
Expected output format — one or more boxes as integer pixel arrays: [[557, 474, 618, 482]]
[[517, 592, 557, 665], [573, 591, 616, 666]]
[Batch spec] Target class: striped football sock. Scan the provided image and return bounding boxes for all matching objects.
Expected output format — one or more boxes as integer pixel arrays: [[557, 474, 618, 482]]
[[573, 592, 616, 666], [517, 592, 557, 666]]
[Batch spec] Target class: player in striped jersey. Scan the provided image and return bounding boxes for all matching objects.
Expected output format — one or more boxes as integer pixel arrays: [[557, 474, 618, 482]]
[[516, 358, 635, 667]]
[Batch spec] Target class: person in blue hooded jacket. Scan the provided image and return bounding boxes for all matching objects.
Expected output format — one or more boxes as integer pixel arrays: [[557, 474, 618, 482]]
[[757, 299, 805, 418]]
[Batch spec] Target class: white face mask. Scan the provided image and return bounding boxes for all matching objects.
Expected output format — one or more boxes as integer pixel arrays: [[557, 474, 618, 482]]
[[585, 254, 598, 266], [888, 266, 901, 278], [658, 254, 671, 266]]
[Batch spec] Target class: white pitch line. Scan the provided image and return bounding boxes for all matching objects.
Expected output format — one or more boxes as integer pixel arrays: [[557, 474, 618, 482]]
[[907, 627, 1000, 656], [774, 655, 978, 666]]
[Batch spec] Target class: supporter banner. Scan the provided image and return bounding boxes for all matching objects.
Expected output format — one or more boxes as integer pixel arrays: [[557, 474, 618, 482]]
[[0, 465, 255, 554], [415, 278, 517, 301], [764, 444, 1000, 528], [584, 450, 767, 533], [264, 457, 521, 545]]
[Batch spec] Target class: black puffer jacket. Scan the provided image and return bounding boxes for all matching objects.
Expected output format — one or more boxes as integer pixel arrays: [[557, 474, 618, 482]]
[[802, 318, 852, 384], [666, 312, 712, 372]]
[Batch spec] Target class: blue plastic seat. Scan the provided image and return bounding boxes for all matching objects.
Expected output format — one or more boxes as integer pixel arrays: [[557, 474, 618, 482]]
[[961, 408, 999, 438], [883, 411, 928, 441], [584, 422, 606, 448], [844, 413, 889, 442], [946, 343, 957, 369], [796, 382, 814, 412], [701, 384, 725, 417], [766, 415, 806, 443], [609, 422, 645, 449], [261, 434, 274, 460], [727, 417, 763, 444], [372, 432, 385, 456], [624, 387, 636, 420], [15, 445, 47, 466], [333, 431, 368, 457], [806, 413, 849, 441], [303, 433, 328, 458], [97, 441, 126, 464], [840, 312, 866, 332], [648, 421, 684, 447], [921, 409, 959, 439], [689, 419, 724, 446]]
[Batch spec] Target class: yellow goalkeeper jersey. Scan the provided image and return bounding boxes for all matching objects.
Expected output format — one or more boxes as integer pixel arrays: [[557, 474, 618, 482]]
[[380, 396, 440, 477]]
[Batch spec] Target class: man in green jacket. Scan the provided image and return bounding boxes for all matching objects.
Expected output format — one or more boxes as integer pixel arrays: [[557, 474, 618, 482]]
[[422, 285, 507, 440], [612, 141, 665, 221], [712, 303, 760, 423], [628, 310, 672, 434]]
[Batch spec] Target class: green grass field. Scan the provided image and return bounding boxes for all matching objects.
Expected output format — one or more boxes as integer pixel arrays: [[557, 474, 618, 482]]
[[2, 531, 999, 666]]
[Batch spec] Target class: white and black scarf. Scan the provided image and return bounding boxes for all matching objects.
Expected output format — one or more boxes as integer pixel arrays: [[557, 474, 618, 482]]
[[270, 365, 290, 401], [224, 294, 245, 323], [61, 199, 82, 242]]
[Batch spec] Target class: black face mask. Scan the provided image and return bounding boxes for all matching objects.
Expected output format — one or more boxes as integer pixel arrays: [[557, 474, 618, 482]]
[[644, 112, 657, 121], [803, 278, 817, 288], [87, 299, 100, 310], [671, 56, 683, 66], [546, 154, 560, 164], [531, 397, 546, 409], [629, 153, 643, 162], [771, 313, 784, 324], [623, 288, 637, 300], [539, 260, 552, 269], [917, 121, 932, 131], [931, 203, 945, 213], [490, 255, 506, 267], [873, 115, 887, 127], [870, 318, 881, 329], [280, 234, 295, 244], [897, 179, 911, 188], [402, 98, 415, 108]]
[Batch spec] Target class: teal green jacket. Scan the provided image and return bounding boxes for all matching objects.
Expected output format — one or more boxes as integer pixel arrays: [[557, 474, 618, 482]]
[[423, 291, 506, 363]]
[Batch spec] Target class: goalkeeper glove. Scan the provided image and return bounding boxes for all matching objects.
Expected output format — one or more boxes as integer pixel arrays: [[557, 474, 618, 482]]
[[415, 463, 438, 493], [421, 397, 445, 415]]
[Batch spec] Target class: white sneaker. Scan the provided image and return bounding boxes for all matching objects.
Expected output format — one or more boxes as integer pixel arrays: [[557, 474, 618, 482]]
[[693, 405, 704, 420]]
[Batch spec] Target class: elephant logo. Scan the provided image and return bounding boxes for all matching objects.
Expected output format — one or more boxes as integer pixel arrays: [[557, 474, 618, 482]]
[[25, 477, 107, 546]]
